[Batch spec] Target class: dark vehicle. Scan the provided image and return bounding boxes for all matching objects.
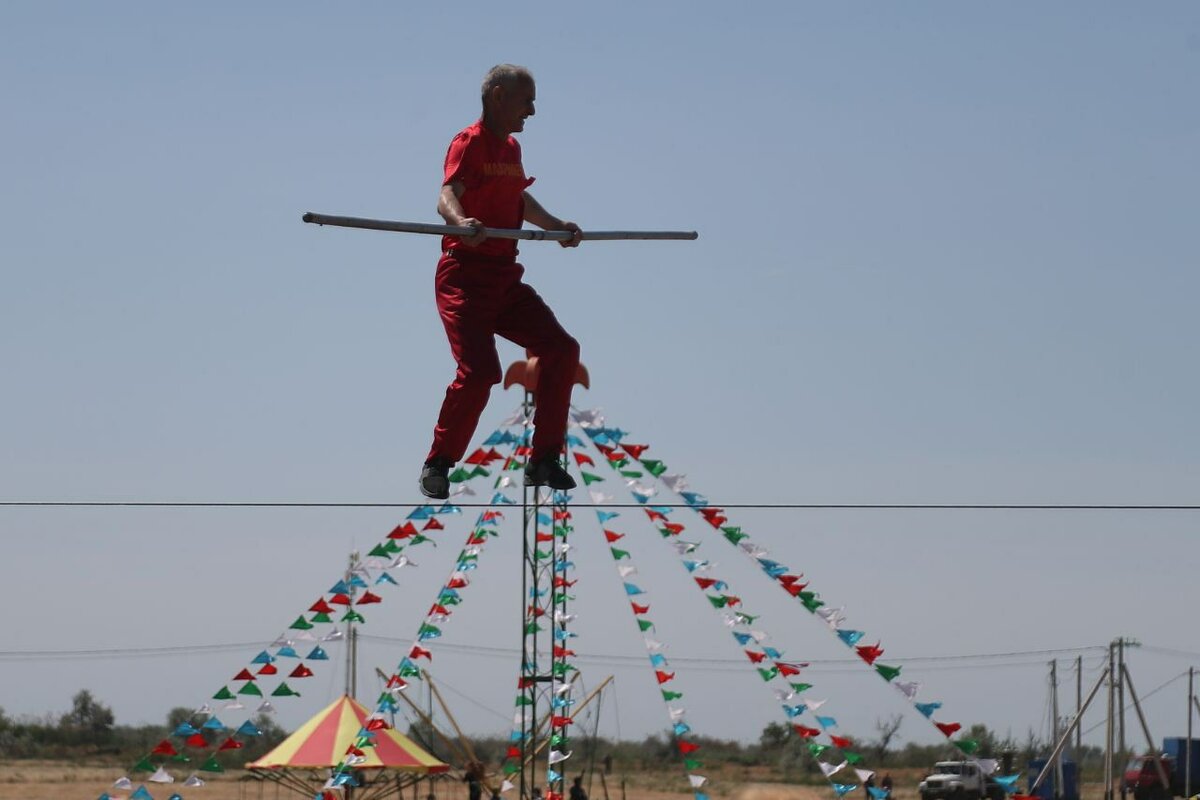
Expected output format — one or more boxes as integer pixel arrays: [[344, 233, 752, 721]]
[[1122, 739, 1200, 800], [918, 761, 1006, 800]]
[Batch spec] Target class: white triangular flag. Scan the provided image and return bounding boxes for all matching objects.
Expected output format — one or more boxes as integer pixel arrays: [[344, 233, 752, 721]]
[[554, 611, 577, 624], [688, 775, 707, 788], [501, 780, 515, 792], [975, 758, 998, 775], [804, 699, 827, 711], [148, 766, 174, 784], [194, 704, 213, 716], [323, 628, 346, 642], [501, 410, 527, 426], [894, 681, 920, 700], [644, 638, 665, 651], [774, 689, 795, 702], [451, 482, 477, 496], [668, 707, 686, 722], [223, 701, 245, 711], [661, 474, 689, 492], [113, 777, 133, 789], [184, 775, 205, 787], [553, 682, 573, 696], [818, 761, 847, 777], [548, 750, 572, 764], [617, 565, 637, 578], [589, 490, 614, 504], [855, 770, 876, 783], [256, 701, 276, 713], [497, 476, 515, 488]]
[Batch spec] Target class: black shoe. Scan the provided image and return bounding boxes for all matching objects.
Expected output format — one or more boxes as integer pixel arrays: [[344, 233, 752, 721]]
[[419, 458, 451, 500], [524, 457, 576, 491]]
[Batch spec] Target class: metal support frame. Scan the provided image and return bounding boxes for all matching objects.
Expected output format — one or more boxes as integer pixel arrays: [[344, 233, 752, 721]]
[[519, 388, 573, 800], [1033, 666, 1110, 793]]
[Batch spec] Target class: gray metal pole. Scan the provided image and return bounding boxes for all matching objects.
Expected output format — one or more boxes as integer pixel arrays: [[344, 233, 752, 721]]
[[1033, 667, 1109, 793], [1119, 639, 1127, 800], [1077, 656, 1084, 755], [1106, 643, 1115, 800], [1052, 660, 1064, 799], [1187, 667, 1194, 800], [1121, 664, 1170, 791], [302, 212, 699, 241]]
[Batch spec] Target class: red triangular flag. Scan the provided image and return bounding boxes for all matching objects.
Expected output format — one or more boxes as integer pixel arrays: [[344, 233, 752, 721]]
[[644, 509, 668, 522], [604, 530, 625, 543], [233, 668, 255, 681], [573, 452, 594, 466], [422, 518, 444, 530], [936, 721, 962, 738], [631, 602, 650, 614], [655, 671, 675, 684], [388, 522, 419, 539], [678, 741, 700, 755], [793, 725, 821, 738], [185, 733, 208, 748], [152, 739, 177, 756], [289, 663, 314, 678], [856, 643, 884, 665], [329, 593, 352, 606], [662, 522, 685, 535], [830, 735, 853, 749], [219, 737, 243, 751], [257, 663, 278, 675], [744, 650, 766, 663], [356, 591, 383, 605], [310, 598, 335, 614], [694, 577, 718, 589], [409, 646, 433, 661]]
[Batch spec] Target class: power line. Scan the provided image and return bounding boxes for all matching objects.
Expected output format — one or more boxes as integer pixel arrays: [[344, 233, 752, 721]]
[[2, 500, 1199, 510], [0, 636, 1108, 668]]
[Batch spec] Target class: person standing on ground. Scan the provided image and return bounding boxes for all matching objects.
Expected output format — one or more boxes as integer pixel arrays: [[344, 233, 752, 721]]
[[419, 64, 582, 500]]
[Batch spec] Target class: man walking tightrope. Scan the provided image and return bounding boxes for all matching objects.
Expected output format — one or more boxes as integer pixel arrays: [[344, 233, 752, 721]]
[[419, 64, 580, 500]]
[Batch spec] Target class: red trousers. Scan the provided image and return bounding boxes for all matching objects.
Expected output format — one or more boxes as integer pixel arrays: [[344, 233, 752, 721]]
[[427, 251, 580, 464]]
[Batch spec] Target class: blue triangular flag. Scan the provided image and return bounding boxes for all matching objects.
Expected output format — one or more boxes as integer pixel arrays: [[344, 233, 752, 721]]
[[131, 786, 154, 800], [815, 715, 837, 728], [596, 510, 620, 523], [836, 630, 864, 646], [201, 716, 226, 730], [236, 720, 261, 737], [376, 572, 397, 585], [915, 702, 941, 718], [623, 583, 644, 595], [406, 505, 434, 520]]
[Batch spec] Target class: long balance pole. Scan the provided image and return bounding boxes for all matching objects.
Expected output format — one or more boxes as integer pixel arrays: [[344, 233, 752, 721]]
[[302, 213, 698, 241]]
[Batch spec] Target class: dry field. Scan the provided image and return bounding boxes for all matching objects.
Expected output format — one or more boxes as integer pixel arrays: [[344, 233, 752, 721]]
[[0, 763, 1109, 800]]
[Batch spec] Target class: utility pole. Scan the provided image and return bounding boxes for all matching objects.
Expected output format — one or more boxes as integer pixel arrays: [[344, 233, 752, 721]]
[[1051, 660, 1064, 799], [1118, 638, 1127, 800], [1076, 655, 1083, 756], [345, 550, 360, 699], [1105, 642, 1115, 800], [1188, 667, 1195, 800]]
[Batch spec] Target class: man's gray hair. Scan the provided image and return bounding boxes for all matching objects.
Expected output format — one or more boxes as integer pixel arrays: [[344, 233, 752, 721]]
[[481, 64, 533, 105]]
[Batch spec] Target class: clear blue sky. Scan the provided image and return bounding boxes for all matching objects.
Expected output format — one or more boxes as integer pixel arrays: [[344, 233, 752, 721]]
[[1, 0, 1198, 757]]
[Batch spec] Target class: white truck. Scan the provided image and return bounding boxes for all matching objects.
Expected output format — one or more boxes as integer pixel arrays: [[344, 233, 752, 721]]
[[918, 761, 1006, 800]]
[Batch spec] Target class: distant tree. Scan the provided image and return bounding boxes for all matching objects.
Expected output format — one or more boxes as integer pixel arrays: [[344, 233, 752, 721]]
[[60, 690, 115, 740], [872, 714, 904, 763], [165, 707, 193, 731]]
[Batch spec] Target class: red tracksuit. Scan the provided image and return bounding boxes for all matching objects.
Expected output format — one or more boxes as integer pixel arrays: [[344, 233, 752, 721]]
[[426, 121, 579, 464]]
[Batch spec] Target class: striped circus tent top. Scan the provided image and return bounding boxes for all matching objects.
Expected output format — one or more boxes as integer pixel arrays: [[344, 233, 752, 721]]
[[247, 694, 450, 772]]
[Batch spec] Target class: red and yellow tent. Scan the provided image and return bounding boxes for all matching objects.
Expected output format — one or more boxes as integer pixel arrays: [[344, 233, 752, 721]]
[[248, 694, 450, 773]]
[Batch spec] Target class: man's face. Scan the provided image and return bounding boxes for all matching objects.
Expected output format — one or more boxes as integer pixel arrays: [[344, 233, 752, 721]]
[[494, 78, 536, 134]]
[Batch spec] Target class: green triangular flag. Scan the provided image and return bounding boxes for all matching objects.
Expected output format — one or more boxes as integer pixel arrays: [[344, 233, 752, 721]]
[[757, 667, 779, 681], [875, 663, 902, 681], [132, 756, 155, 773], [515, 696, 533, 706], [410, 534, 430, 545], [213, 686, 235, 700], [684, 758, 703, 770], [311, 612, 332, 624], [610, 547, 630, 560], [550, 733, 569, 747], [384, 539, 402, 553], [581, 472, 604, 485], [790, 682, 813, 693], [661, 690, 683, 701], [417, 623, 440, 637], [808, 743, 829, 757], [955, 738, 980, 755], [170, 754, 190, 763], [637, 619, 654, 632], [619, 470, 644, 478], [503, 762, 520, 775], [844, 752, 864, 764], [272, 682, 301, 697], [640, 459, 667, 476], [721, 526, 749, 544], [448, 467, 473, 482], [399, 664, 421, 678], [289, 615, 314, 630], [706, 595, 728, 608], [368, 543, 390, 558], [799, 592, 824, 611], [200, 755, 225, 773], [238, 681, 263, 697], [535, 549, 552, 561], [469, 465, 490, 478], [524, 622, 541, 634], [342, 610, 366, 623]]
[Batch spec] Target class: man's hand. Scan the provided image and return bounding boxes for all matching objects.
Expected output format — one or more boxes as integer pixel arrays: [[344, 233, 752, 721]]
[[457, 216, 488, 247], [559, 221, 582, 248]]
